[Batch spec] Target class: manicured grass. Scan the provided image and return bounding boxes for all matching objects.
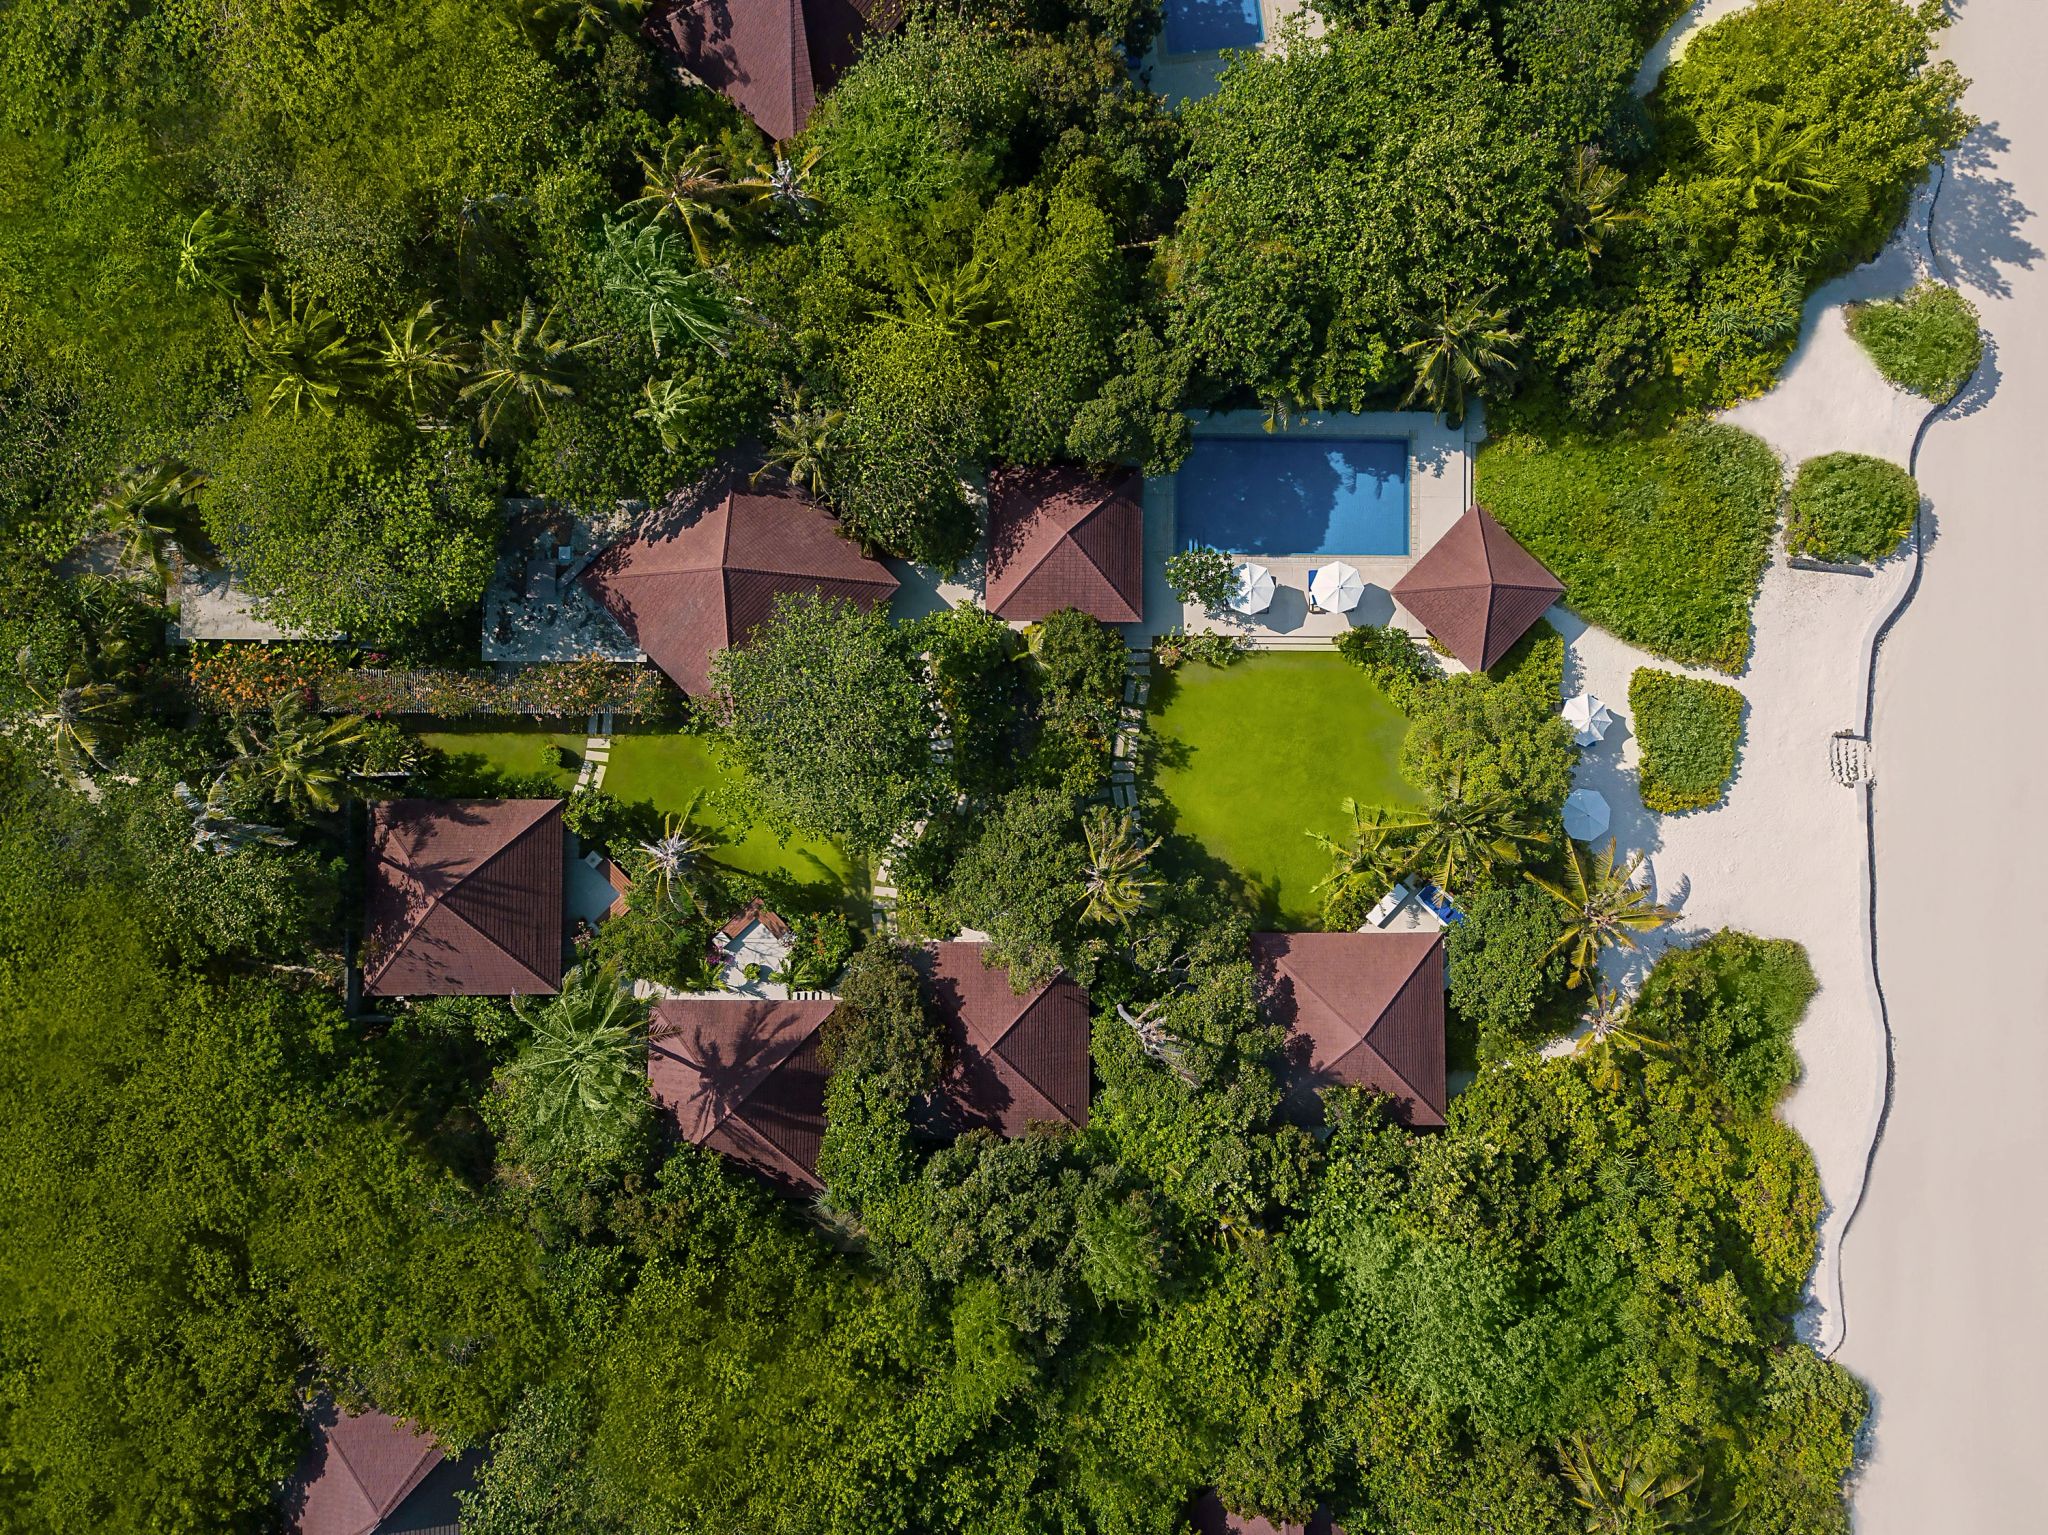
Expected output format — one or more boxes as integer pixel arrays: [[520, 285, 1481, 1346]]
[[1787, 452, 1919, 564], [1629, 668, 1746, 813], [1146, 652, 1424, 929], [418, 726, 865, 911], [1847, 280, 1983, 405], [1475, 424, 1783, 673]]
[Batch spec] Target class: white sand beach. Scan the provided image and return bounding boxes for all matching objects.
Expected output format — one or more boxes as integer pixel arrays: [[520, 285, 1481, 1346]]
[[1834, 3, 2048, 1530]]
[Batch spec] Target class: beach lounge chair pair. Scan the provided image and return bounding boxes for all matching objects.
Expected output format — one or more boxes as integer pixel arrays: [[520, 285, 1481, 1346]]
[[1415, 882, 1465, 925]]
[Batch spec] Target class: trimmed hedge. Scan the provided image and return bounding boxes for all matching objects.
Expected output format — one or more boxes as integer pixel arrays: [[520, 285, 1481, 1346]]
[[1631, 667, 1746, 812], [1847, 281, 1983, 405], [1475, 424, 1783, 672], [1788, 453, 1920, 564]]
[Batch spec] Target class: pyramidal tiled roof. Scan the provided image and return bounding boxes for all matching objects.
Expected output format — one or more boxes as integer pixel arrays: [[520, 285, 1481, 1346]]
[[1391, 505, 1564, 671], [282, 1401, 443, 1535], [581, 478, 897, 696], [1250, 931, 1447, 1128], [917, 942, 1091, 1135], [648, 997, 839, 1194], [361, 800, 564, 997], [984, 464, 1144, 623], [646, 0, 902, 142]]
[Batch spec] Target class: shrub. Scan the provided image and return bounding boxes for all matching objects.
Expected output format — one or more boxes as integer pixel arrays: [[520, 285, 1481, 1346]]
[[185, 643, 352, 713], [1334, 623, 1433, 709], [1630, 667, 1746, 812], [316, 660, 676, 719], [1164, 546, 1237, 612], [1445, 883, 1570, 1062], [1152, 626, 1247, 671], [1630, 930, 1815, 1118], [1847, 280, 1983, 405], [1787, 452, 1920, 563], [1476, 425, 1782, 672]]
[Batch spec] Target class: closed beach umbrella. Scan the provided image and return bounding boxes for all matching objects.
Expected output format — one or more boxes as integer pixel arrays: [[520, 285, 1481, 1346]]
[[1562, 691, 1614, 746], [1310, 561, 1366, 613], [1563, 788, 1611, 841], [1231, 561, 1276, 615]]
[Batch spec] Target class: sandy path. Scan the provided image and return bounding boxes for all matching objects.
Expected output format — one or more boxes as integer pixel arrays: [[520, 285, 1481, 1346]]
[[1836, 4, 2048, 1530]]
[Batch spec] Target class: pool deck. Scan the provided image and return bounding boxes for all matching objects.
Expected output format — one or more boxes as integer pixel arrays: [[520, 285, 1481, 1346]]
[[1142, 409, 1476, 652]]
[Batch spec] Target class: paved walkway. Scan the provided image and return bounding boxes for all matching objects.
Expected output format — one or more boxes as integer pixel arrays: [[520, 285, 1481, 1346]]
[[1836, 5, 2048, 1530]]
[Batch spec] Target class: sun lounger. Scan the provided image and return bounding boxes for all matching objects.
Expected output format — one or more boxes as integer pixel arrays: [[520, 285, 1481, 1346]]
[[1414, 882, 1465, 925], [1365, 882, 1412, 928]]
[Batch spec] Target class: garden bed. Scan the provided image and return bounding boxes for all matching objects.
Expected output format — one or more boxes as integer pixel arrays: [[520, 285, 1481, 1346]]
[[1630, 668, 1747, 813], [1146, 652, 1424, 928]]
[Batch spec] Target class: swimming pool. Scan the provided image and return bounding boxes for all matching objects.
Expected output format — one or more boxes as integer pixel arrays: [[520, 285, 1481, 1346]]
[[1162, 0, 1263, 54], [1173, 436, 1410, 557]]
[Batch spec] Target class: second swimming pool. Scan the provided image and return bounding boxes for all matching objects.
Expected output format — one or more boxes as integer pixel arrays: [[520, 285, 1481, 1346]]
[[1173, 436, 1411, 557]]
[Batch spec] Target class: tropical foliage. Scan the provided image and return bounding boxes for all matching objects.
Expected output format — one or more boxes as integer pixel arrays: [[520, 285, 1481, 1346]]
[[1848, 280, 1984, 405], [1629, 667, 1748, 812], [1787, 451, 1921, 564]]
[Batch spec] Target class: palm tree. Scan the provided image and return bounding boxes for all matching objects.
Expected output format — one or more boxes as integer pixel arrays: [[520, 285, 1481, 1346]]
[[633, 794, 724, 917], [1077, 805, 1162, 930], [508, 964, 649, 1147], [596, 220, 742, 356], [175, 208, 263, 297], [877, 264, 1012, 348], [1528, 839, 1678, 989], [1709, 109, 1837, 211], [1557, 1434, 1699, 1534], [237, 288, 375, 417], [628, 144, 751, 265], [634, 375, 711, 452], [174, 778, 298, 854], [1399, 302, 1519, 424], [15, 647, 130, 780], [1308, 798, 1424, 923], [222, 695, 369, 816], [1563, 146, 1641, 259], [1575, 984, 1674, 1076], [1406, 778, 1550, 894], [751, 391, 845, 496], [459, 299, 594, 439], [750, 146, 823, 222], [97, 461, 207, 584], [376, 300, 470, 421]]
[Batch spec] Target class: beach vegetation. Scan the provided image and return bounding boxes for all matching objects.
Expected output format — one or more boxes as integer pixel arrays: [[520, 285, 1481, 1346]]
[[1630, 667, 1748, 811], [1788, 451, 1921, 564], [1848, 280, 1983, 404]]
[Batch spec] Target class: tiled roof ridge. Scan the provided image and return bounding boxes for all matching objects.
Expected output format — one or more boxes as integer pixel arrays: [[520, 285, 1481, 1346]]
[[987, 978, 1082, 1124], [648, 999, 831, 1149]]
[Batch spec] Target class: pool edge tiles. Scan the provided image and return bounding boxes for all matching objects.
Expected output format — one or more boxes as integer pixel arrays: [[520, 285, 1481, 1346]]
[[1171, 435, 1413, 559]]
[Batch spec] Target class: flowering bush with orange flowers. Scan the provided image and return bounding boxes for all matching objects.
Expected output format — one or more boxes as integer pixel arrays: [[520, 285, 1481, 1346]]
[[184, 643, 352, 713]]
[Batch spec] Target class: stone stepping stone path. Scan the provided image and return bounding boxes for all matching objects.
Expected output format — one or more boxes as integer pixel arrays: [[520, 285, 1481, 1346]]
[[572, 708, 615, 793]]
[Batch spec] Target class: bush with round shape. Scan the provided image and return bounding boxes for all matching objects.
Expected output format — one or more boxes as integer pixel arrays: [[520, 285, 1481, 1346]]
[[1847, 281, 1983, 405], [1787, 452, 1919, 564]]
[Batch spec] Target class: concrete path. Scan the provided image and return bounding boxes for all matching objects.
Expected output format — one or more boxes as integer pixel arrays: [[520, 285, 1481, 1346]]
[[1837, 4, 2048, 1530]]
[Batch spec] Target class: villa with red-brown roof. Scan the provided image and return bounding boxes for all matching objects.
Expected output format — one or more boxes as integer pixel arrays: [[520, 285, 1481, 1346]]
[[281, 1400, 478, 1535], [985, 464, 1145, 624], [646, 0, 902, 143], [361, 799, 565, 998], [916, 942, 1092, 1136], [1390, 505, 1564, 672], [1189, 1491, 1347, 1535], [581, 478, 898, 696], [1250, 931, 1447, 1129], [648, 995, 837, 1194]]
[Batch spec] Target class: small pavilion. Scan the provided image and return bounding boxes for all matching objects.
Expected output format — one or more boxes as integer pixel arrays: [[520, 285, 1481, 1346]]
[[645, 0, 903, 142], [1250, 931, 1448, 1129], [1391, 505, 1564, 671], [984, 464, 1145, 624], [916, 942, 1093, 1136], [648, 995, 838, 1195], [281, 1400, 478, 1535], [581, 477, 897, 695]]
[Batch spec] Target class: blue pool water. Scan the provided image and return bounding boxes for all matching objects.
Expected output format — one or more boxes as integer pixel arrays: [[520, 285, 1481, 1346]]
[[1174, 436, 1410, 557], [1163, 0, 1263, 53]]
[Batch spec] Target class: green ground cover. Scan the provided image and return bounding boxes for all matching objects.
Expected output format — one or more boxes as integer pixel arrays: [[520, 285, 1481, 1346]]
[[1847, 280, 1984, 405], [1146, 652, 1424, 928], [1630, 668, 1748, 812], [1476, 423, 1783, 673], [1788, 452, 1920, 563], [419, 727, 865, 911]]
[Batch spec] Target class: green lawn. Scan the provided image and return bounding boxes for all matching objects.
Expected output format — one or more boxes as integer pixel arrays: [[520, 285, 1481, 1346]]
[[1146, 652, 1424, 929], [418, 726, 866, 912]]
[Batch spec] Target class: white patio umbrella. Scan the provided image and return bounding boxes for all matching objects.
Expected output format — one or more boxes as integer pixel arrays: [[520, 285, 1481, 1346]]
[[1562, 788, 1612, 842], [1562, 690, 1614, 746], [1309, 561, 1366, 613], [1230, 561, 1276, 615]]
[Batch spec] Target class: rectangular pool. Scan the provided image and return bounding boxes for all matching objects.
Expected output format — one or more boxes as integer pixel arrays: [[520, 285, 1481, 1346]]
[[1174, 436, 1410, 557], [1162, 0, 1263, 54]]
